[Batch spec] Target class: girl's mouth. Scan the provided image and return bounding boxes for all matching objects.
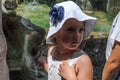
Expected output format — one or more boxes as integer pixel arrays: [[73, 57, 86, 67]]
[[71, 42, 80, 44]]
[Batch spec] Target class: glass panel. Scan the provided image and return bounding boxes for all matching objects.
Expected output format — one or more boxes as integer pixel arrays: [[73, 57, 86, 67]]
[[1, 0, 120, 80]]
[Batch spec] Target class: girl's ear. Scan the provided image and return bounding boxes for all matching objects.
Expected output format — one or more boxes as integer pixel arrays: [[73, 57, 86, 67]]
[[53, 33, 57, 38], [51, 34, 57, 45]]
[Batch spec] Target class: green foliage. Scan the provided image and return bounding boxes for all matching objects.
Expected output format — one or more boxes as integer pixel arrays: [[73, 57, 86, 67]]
[[16, 4, 50, 29], [94, 25, 111, 32], [55, 0, 65, 3], [105, 13, 116, 23], [85, 11, 112, 32], [16, 4, 113, 32]]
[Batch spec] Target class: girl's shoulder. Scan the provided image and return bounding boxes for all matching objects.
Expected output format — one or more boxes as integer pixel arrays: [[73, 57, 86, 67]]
[[69, 50, 88, 63], [75, 50, 92, 65], [70, 50, 92, 69]]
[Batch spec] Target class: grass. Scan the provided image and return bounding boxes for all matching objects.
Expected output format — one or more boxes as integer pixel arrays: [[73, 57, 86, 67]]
[[16, 3, 50, 29], [85, 11, 112, 32], [16, 3, 113, 32]]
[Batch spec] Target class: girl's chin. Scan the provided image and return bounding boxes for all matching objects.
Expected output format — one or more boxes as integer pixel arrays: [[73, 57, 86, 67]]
[[62, 44, 80, 50], [70, 44, 80, 48], [67, 46, 79, 50]]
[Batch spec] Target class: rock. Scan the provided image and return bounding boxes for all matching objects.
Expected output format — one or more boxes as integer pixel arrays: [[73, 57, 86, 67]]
[[83, 37, 107, 80], [2, 13, 47, 80]]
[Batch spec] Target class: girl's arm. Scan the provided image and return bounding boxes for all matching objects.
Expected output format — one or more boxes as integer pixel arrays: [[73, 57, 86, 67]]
[[76, 54, 93, 80], [37, 45, 54, 73], [37, 56, 48, 72]]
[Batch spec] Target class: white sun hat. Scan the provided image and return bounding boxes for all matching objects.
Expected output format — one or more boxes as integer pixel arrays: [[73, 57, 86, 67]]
[[46, 1, 97, 44]]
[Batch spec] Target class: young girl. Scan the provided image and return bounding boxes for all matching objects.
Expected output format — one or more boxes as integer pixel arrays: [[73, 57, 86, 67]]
[[38, 1, 97, 80]]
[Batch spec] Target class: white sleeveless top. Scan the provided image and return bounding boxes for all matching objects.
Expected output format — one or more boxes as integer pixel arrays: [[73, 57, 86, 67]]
[[106, 12, 120, 60], [48, 49, 85, 80]]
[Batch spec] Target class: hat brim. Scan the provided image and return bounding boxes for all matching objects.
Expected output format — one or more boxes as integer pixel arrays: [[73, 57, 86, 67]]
[[46, 1, 97, 44]]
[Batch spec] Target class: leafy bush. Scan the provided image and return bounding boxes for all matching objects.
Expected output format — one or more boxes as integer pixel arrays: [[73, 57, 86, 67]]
[[105, 13, 116, 23]]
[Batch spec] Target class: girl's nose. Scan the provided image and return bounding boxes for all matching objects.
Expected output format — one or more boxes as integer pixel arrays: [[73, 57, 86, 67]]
[[75, 31, 80, 37], [74, 31, 83, 41], [74, 32, 80, 40]]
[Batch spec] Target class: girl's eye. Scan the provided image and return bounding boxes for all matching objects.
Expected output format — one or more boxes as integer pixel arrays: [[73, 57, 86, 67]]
[[67, 28, 74, 32], [79, 28, 84, 33]]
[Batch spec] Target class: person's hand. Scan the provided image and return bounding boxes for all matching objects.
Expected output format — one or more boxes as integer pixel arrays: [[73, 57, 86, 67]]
[[37, 55, 48, 72], [37, 55, 47, 66], [58, 61, 77, 80]]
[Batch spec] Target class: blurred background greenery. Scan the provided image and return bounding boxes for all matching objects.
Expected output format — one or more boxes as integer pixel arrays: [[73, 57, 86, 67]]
[[14, 0, 119, 33]]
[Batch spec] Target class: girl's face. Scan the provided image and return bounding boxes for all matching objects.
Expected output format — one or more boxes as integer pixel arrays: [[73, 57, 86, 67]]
[[54, 18, 85, 50]]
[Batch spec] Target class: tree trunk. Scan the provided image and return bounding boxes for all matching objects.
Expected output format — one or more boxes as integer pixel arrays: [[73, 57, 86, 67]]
[[46, 0, 55, 7], [0, 0, 10, 80], [89, 0, 107, 12], [106, 0, 110, 12]]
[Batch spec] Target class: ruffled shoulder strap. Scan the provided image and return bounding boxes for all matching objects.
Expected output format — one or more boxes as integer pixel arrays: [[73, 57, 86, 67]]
[[71, 50, 86, 59]]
